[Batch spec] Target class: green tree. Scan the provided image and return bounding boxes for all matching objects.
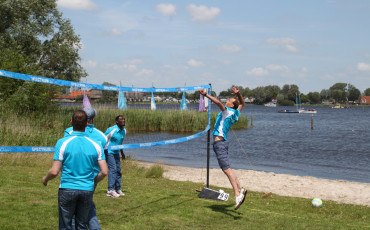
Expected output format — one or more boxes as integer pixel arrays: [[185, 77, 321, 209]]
[[252, 87, 267, 105], [364, 88, 370, 96], [307, 92, 322, 104], [320, 89, 329, 100], [347, 84, 361, 102], [0, 0, 86, 111], [98, 82, 118, 103], [281, 84, 299, 102], [328, 83, 347, 102]]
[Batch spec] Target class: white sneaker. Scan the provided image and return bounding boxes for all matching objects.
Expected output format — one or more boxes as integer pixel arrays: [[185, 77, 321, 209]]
[[116, 190, 125, 196], [234, 188, 247, 210], [106, 190, 120, 198], [234, 193, 244, 210]]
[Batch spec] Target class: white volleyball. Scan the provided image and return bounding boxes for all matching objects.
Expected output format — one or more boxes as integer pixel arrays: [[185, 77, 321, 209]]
[[312, 198, 323, 207]]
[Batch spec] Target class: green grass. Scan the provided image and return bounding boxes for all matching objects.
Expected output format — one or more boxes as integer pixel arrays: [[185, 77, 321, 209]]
[[0, 154, 369, 230]]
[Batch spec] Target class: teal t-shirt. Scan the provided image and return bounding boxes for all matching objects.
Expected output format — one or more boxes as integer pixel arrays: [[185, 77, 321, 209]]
[[212, 107, 240, 141], [105, 124, 126, 154], [54, 132, 105, 191]]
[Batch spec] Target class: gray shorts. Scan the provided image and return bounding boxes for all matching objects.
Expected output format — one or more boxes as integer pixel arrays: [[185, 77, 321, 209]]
[[213, 140, 230, 170]]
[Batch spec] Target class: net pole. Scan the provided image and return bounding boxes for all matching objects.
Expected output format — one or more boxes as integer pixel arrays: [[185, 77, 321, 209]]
[[206, 83, 212, 188]]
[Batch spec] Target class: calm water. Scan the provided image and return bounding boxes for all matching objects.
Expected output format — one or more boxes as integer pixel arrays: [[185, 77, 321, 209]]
[[121, 104, 370, 183]]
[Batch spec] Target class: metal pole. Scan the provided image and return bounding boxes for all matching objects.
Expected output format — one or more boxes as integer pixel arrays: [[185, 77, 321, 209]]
[[206, 83, 212, 188]]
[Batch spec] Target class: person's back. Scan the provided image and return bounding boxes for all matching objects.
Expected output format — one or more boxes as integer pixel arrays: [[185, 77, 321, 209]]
[[42, 109, 108, 229], [56, 132, 103, 191]]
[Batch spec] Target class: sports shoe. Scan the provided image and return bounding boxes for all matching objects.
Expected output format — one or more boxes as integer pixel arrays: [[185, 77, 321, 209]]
[[116, 190, 125, 196], [106, 190, 120, 198], [234, 187, 247, 210]]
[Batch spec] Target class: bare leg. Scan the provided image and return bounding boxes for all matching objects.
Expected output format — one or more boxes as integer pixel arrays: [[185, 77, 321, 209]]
[[222, 168, 242, 197]]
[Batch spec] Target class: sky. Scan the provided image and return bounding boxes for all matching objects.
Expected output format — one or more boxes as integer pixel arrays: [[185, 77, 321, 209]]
[[56, 0, 370, 94]]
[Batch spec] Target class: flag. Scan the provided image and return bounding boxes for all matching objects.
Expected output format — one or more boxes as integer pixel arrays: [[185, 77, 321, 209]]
[[83, 90, 91, 107], [151, 92, 156, 110], [180, 92, 188, 110], [118, 82, 127, 110], [199, 94, 205, 112]]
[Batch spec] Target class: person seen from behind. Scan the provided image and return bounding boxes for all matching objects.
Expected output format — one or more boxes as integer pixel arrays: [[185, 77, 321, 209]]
[[42, 110, 108, 229], [64, 107, 107, 230]]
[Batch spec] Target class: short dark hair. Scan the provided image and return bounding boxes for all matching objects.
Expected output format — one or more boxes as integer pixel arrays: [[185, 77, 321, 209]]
[[115, 115, 125, 122], [72, 110, 88, 131], [232, 97, 240, 110]]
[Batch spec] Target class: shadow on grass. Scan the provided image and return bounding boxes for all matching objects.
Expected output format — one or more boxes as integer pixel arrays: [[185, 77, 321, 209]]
[[124, 194, 196, 212], [206, 203, 243, 220]]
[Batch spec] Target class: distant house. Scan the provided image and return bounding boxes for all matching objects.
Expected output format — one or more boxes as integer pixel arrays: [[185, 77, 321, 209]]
[[90, 89, 102, 100], [360, 96, 370, 105], [70, 91, 90, 98]]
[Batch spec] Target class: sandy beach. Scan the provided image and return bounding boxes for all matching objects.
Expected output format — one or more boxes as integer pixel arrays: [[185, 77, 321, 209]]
[[137, 161, 370, 207]]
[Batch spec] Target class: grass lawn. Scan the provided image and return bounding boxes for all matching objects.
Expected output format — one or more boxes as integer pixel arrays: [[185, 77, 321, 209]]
[[0, 153, 369, 229]]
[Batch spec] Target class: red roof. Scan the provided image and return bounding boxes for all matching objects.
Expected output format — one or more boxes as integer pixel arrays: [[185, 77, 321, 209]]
[[360, 96, 370, 104]]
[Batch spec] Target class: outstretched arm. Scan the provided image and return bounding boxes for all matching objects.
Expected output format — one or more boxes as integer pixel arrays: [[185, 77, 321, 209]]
[[232, 87, 245, 111], [198, 89, 225, 111], [42, 160, 62, 186]]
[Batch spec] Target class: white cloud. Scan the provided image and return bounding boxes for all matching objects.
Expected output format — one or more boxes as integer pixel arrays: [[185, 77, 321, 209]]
[[99, 10, 138, 35], [266, 64, 289, 71], [301, 67, 308, 72], [246, 67, 269, 76], [106, 63, 137, 71], [266, 37, 295, 45], [218, 45, 242, 53], [187, 4, 220, 22], [156, 4, 176, 17], [357, 62, 370, 71], [188, 59, 204, 67], [137, 69, 154, 76], [56, 0, 98, 11], [82, 60, 97, 68], [266, 37, 298, 52], [109, 28, 122, 36], [285, 44, 298, 52]]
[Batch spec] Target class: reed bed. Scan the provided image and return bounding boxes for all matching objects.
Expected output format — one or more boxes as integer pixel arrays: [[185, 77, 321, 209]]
[[0, 106, 248, 147]]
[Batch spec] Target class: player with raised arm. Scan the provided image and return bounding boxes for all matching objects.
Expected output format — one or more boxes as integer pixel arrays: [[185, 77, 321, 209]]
[[198, 86, 247, 210]]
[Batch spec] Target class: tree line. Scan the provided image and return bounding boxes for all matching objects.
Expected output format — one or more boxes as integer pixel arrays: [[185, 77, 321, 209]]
[[219, 83, 370, 105]]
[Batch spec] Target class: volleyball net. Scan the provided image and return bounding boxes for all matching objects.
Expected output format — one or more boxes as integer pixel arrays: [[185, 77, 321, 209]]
[[0, 69, 212, 153]]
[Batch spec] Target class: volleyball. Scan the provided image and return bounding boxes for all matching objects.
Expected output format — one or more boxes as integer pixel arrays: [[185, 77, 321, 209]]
[[312, 198, 323, 207]]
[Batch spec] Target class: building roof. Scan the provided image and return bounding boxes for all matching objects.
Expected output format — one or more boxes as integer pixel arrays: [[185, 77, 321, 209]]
[[360, 96, 370, 104]]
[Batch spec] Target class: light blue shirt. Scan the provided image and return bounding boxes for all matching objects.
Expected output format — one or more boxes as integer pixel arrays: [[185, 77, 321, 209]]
[[212, 107, 240, 141], [64, 124, 107, 149], [64, 125, 107, 176], [53, 131, 105, 191], [105, 124, 126, 154]]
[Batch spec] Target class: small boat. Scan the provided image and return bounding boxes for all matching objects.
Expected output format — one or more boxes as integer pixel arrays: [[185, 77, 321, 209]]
[[330, 104, 344, 109], [278, 109, 299, 113], [299, 108, 317, 114], [264, 102, 276, 107]]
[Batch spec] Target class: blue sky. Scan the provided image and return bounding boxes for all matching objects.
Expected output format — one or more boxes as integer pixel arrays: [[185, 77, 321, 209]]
[[57, 0, 370, 94]]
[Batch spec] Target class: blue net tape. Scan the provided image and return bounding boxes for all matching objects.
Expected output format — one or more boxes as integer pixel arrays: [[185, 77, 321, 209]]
[[0, 69, 212, 153], [0, 69, 210, 92], [0, 125, 210, 153]]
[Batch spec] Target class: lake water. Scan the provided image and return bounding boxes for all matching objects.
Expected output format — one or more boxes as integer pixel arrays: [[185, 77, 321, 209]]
[[120, 104, 370, 183]]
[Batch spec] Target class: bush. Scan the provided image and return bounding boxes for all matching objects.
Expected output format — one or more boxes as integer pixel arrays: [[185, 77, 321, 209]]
[[144, 164, 164, 178]]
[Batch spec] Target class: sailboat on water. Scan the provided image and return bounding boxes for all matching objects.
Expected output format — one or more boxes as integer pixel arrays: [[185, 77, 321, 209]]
[[278, 93, 317, 114]]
